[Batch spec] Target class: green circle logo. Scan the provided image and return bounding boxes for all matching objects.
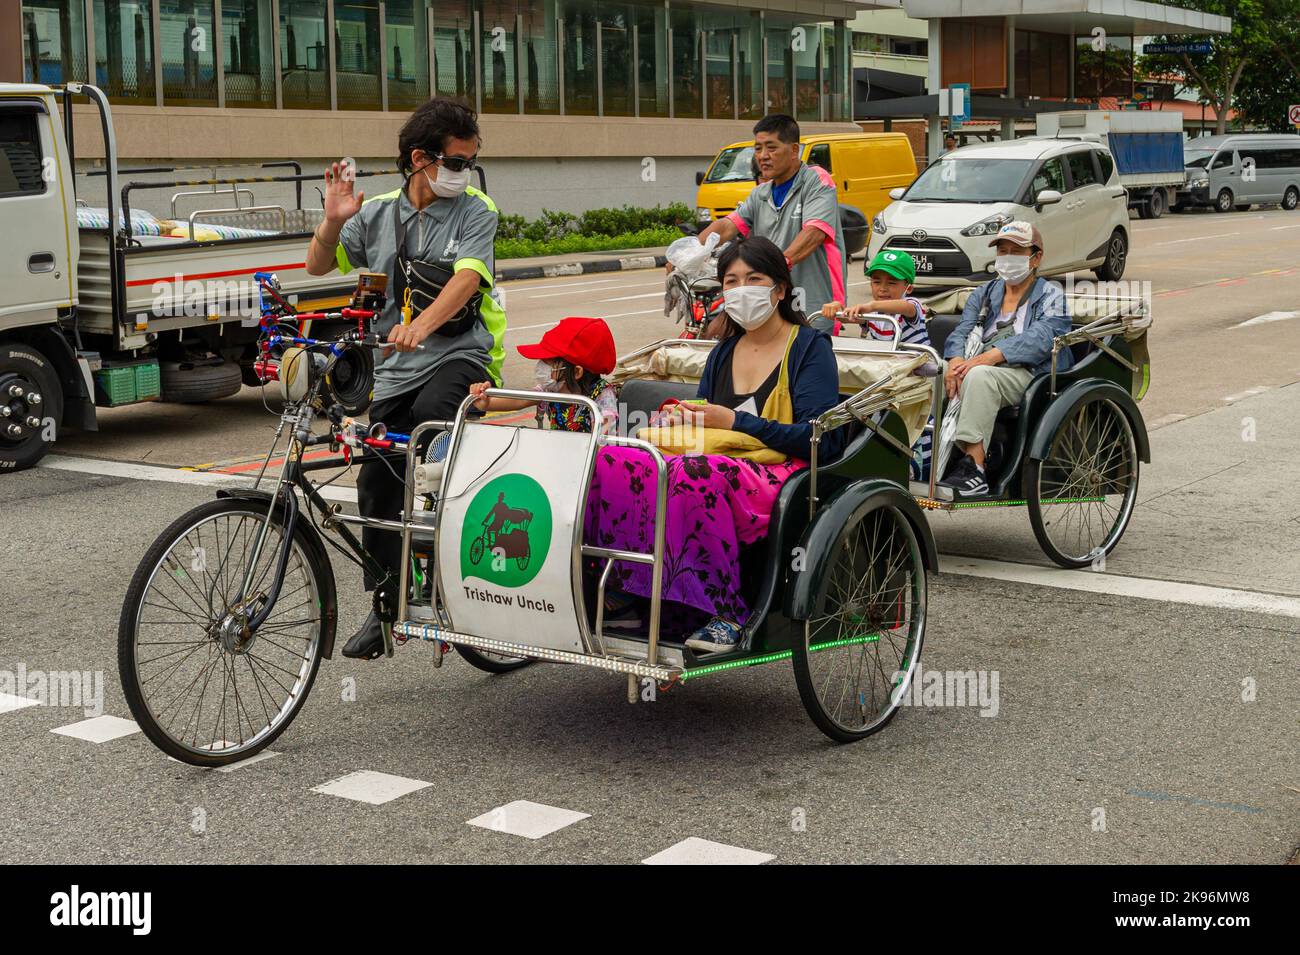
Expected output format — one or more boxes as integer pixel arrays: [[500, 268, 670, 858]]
[[460, 473, 553, 588]]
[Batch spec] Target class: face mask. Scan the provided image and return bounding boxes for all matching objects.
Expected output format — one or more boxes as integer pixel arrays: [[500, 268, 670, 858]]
[[424, 163, 470, 198], [723, 284, 778, 330], [534, 360, 564, 392], [993, 253, 1033, 284]]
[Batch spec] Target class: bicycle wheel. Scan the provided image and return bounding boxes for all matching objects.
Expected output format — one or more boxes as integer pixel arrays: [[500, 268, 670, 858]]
[[118, 497, 334, 766], [793, 498, 926, 743], [455, 645, 533, 674], [1025, 395, 1139, 568]]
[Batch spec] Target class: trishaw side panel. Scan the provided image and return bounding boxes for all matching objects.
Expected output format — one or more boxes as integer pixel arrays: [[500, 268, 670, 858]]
[[434, 422, 596, 653], [822, 412, 912, 485]]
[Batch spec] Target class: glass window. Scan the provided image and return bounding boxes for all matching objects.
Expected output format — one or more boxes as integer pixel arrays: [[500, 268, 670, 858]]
[[560, 0, 597, 115], [385, 0, 431, 111], [1031, 158, 1066, 197], [908, 158, 1034, 203], [21, 1, 89, 85], [280, 0, 328, 108], [792, 22, 818, 121], [670, 6, 700, 118], [600, 5, 634, 116], [807, 142, 830, 173], [335, 0, 381, 110], [480, 3, 517, 113], [701, 12, 735, 120], [704, 145, 755, 183], [432, 1, 474, 107], [737, 11, 762, 120], [95, 0, 156, 104], [765, 25, 791, 114], [824, 22, 849, 122], [1074, 33, 1132, 99], [1065, 151, 1099, 189], [222, 0, 275, 107], [634, 1, 666, 117], [160, 0, 218, 105], [1097, 150, 1114, 182], [0, 110, 47, 197], [521, 1, 559, 114], [1210, 151, 1234, 170]]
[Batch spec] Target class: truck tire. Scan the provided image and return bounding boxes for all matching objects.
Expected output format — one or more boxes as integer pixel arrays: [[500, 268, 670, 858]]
[[0, 342, 64, 472], [159, 358, 243, 403], [1147, 189, 1165, 219]]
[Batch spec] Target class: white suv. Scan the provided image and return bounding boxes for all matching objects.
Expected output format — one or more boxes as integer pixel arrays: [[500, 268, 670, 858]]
[[868, 138, 1131, 287]]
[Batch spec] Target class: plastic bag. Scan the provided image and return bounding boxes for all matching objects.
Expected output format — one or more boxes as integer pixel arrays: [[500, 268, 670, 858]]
[[665, 232, 720, 280]]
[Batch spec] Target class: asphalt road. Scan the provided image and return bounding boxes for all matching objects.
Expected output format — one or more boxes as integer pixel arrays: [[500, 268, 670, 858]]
[[1, 207, 1297, 864]]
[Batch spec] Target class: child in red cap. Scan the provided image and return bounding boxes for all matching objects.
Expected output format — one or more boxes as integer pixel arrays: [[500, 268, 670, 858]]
[[470, 316, 620, 435]]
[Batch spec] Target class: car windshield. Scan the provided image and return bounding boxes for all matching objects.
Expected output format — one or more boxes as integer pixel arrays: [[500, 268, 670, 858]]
[[1184, 149, 1215, 169], [705, 146, 756, 183], [905, 158, 1033, 202]]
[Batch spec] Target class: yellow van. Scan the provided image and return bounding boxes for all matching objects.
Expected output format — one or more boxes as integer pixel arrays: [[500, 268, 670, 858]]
[[694, 132, 917, 231]]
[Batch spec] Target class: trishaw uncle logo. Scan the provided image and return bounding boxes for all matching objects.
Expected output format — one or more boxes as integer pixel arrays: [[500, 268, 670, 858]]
[[460, 473, 553, 592]]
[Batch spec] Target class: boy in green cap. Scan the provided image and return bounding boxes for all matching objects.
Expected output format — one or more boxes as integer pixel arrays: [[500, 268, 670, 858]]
[[820, 248, 933, 479]]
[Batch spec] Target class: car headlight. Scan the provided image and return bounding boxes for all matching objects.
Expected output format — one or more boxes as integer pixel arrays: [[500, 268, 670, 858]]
[[872, 213, 887, 235], [696, 207, 711, 222], [961, 214, 1014, 237], [1191, 177, 1208, 188]]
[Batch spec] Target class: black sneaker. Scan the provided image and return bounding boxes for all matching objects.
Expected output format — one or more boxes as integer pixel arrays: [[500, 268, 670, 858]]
[[939, 455, 989, 497], [341, 610, 385, 660]]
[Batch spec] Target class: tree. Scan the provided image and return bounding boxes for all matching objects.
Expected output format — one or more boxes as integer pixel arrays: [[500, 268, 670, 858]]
[[1136, 0, 1296, 133]]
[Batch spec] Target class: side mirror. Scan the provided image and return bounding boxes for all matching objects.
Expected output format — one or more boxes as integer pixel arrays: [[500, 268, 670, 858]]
[[1035, 189, 1063, 209], [889, 187, 905, 201], [695, 170, 705, 186]]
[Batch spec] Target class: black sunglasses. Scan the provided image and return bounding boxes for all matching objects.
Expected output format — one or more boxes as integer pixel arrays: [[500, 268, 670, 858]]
[[435, 153, 479, 173]]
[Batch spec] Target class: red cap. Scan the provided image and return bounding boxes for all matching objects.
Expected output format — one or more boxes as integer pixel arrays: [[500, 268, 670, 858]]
[[517, 316, 616, 375]]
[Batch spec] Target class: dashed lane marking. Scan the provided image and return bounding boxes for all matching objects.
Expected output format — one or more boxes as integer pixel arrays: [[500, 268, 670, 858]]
[[311, 770, 433, 805], [467, 800, 590, 839], [50, 715, 141, 743], [643, 837, 775, 865], [0, 693, 43, 714]]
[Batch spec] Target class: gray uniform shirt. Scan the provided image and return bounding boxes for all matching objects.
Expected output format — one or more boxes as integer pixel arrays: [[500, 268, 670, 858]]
[[336, 185, 505, 402], [728, 163, 847, 331]]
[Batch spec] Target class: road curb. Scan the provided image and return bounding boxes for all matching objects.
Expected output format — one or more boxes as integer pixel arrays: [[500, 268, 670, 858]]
[[497, 253, 667, 282]]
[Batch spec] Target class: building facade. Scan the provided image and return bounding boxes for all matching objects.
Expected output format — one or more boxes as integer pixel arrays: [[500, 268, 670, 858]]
[[6, 0, 862, 217]]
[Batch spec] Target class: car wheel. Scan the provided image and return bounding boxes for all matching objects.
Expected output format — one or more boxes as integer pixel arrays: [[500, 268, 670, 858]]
[[1214, 189, 1234, 213], [1283, 187, 1299, 211], [1093, 229, 1127, 281]]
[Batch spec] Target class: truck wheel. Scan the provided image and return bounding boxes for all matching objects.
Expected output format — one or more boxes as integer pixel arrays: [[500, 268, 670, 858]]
[[1147, 189, 1165, 219], [1215, 189, 1234, 213], [159, 358, 243, 403], [0, 342, 63, 472]]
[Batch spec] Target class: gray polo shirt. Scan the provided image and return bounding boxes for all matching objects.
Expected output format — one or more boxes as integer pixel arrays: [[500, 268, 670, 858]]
[[728, 163, 847, 331], [336, 185, 506, 402]]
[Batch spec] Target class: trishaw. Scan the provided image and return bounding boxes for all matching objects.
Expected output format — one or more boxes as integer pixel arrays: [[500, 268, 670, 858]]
[[911, 289, 1154, 568], [118, 278, 942, 762]]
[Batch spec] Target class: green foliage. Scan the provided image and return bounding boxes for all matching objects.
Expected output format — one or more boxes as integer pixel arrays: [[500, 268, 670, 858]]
[[496, 226, 682, 260]]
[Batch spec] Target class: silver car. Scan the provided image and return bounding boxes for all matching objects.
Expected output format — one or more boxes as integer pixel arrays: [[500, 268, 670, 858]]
[[1177, 133, 1300, 213]]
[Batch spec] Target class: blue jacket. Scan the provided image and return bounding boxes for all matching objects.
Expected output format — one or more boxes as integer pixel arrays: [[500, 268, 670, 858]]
[[943, 276, 1074, 377], [697, 323, 846, 461]]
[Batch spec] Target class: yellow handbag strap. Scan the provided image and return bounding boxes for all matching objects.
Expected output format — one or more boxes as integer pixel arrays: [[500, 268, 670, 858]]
[[757, 325, 798, 425]]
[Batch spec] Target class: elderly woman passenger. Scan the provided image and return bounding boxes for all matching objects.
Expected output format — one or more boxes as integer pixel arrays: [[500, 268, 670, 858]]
[[939, 221, 1073, 496]]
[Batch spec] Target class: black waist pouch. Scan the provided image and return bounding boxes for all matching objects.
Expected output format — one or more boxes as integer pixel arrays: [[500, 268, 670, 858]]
[[393, 205, 483, 338]]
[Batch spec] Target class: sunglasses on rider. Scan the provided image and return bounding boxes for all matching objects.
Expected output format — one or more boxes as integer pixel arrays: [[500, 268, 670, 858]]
[[435, 153, 479, 173]]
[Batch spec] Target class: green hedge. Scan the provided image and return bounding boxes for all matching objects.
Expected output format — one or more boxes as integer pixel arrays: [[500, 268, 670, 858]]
[[494, 202, 692, 257], [496, 226, 683, 261]]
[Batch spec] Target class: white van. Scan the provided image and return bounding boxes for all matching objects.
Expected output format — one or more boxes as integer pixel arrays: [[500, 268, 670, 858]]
[[867, 138, 1131, 287], [1177, 134, 1300, 213]]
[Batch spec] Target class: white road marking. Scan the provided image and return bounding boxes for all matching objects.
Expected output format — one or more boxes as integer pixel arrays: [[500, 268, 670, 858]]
[[521, 281, 626, 298], [1152, 232, 1238, 247], [311, 770, 433, 805], [51, 715, 141, 743], [166, 748, 280, 771], [643, 837, 774, 865], [467, 800, 590, 839], [39, 455, 359, 504], [0, 692, 43, 714], [505, 307, 663, 335], [1222, 386, 1269, 402], [596, 291, 667, 303], [1232, 310, 1300, 328], [943, 557, 1300, 619], [1269, 224, 1300, 231]]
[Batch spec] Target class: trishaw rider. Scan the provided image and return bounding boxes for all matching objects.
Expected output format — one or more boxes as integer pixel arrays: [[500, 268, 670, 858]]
[[304, 97, 506, 660]]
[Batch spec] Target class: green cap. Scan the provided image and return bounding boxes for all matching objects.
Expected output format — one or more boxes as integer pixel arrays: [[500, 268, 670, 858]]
[[866, 248, 916, 284]]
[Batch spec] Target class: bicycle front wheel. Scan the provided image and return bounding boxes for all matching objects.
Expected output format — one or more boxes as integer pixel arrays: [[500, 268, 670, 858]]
[[118, 497, 334, 766]]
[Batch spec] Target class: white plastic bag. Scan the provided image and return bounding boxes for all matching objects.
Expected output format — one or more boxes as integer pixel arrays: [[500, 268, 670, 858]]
[[665, 232, 720, 280]]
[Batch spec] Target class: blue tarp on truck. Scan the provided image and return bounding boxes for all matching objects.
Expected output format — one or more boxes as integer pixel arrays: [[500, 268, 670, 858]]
[[1107, 131, 1185, 177]]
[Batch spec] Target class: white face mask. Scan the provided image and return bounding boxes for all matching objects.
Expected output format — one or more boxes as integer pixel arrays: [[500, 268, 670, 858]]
[[534, 360, 563, 392], [424, 163, 470, 198], [723, 284, 778, 330], [993, 253, 1033, 284]]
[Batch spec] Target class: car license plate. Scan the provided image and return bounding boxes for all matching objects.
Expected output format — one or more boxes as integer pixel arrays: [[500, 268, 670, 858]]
[[913, 254, 934, 273]]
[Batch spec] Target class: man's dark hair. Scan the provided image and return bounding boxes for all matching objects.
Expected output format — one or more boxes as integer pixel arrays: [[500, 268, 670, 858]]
[[397, 97, 480, 175], [752, 113, 800, 144]]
